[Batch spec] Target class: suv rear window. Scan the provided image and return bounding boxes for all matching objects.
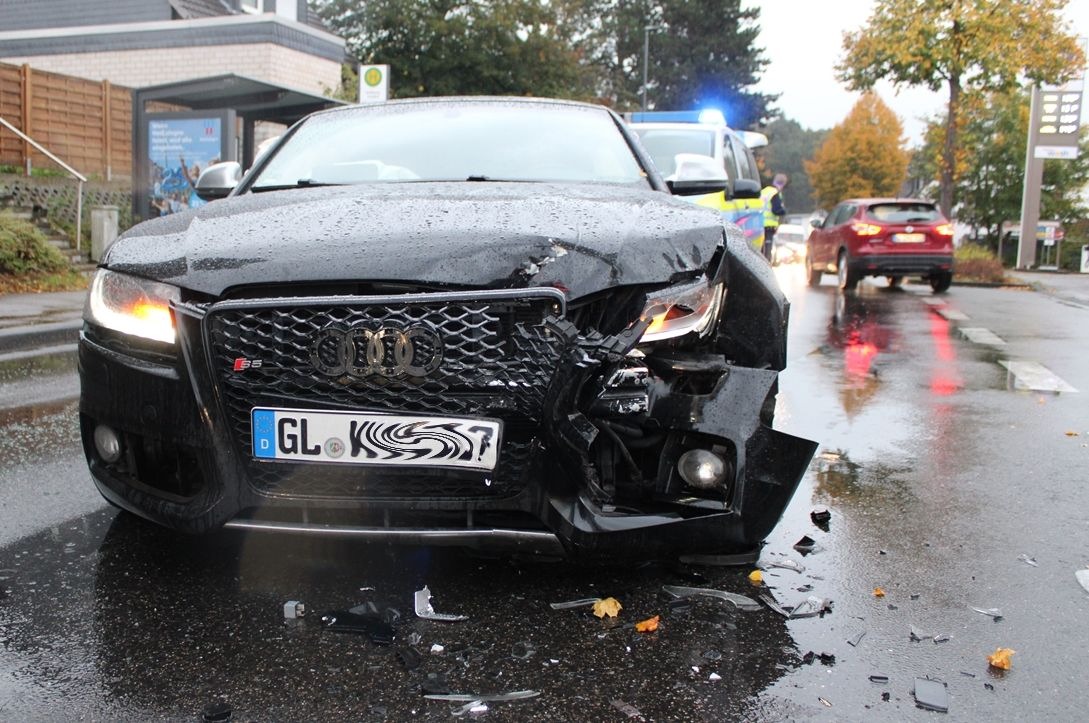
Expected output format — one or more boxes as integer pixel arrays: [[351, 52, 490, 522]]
[[866, 203, 941, 223]]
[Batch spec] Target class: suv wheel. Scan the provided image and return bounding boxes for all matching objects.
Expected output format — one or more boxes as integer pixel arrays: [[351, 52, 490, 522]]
[[930, 271, 953, 293], [837, 250, 858, 290]]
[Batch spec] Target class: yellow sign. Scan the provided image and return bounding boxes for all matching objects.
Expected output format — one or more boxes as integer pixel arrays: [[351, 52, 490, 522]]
[[364, 67, 383, 88]]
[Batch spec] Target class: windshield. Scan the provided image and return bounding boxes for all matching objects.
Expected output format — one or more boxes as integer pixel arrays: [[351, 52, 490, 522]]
[[250, 101, 649, 189], [866, 203, 942, 223], [631, 128, 716, 177]]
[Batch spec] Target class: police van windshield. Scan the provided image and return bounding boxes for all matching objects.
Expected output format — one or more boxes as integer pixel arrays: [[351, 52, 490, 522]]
[[631, 128, 716, 177]]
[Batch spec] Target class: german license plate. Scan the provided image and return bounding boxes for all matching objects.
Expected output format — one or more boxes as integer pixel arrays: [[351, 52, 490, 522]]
[[892, 232, 925, 243], [251, 407, 501, 471]]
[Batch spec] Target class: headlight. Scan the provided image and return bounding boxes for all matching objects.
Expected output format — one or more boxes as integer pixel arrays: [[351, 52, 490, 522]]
[[85, 269, 179, 344], [639, 277, 724, 343]]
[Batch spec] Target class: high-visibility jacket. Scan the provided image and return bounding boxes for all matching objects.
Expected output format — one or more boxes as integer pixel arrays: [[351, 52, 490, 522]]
[[694, 191, 766, 251], [757, 186, 784, 228]]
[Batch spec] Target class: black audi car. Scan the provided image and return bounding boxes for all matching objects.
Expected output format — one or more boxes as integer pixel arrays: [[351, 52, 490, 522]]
[[80, 97, 816, 559]]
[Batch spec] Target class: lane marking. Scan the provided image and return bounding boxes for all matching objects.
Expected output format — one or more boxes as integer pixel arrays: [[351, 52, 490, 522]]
[[937, 308, 970, 321], [999, 360, 1078, 393], [959, 327, 1007, 346]]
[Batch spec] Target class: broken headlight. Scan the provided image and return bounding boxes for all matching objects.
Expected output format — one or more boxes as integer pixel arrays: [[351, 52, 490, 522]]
[[85, 269, 179, 344], [639, 277, 723, 343]]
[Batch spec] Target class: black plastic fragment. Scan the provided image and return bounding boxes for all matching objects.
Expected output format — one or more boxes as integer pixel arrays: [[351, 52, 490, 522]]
[[914, 678, 949, 713], [848, 631, 866, 647], [984, 683, 995, 691], [869, 674, 888, 684], [810, 507, 831, 530], [882, 692, 891, 702], [421, 673, 450, 695], [202, 701, 232, 722], [396, 647, 422, 670], [321, 611, 396, 645], [793, 535, 817, 554]]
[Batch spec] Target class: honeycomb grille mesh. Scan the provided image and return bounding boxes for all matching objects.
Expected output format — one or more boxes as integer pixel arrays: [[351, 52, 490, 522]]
[[204, 295, 563, 499]]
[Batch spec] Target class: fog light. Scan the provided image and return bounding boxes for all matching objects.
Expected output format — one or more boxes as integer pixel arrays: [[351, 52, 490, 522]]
[[94, 425, 122, 463], [677, 449, 726, 489]]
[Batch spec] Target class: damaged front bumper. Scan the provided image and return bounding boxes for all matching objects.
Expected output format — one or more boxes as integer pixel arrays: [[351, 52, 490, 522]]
[[79, 287, 816, 560]]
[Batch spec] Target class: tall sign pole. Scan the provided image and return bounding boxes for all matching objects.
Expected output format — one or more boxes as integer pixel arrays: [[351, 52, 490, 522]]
[[1017, 44, 1085, 269]]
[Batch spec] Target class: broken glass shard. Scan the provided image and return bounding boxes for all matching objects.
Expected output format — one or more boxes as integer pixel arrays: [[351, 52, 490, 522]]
[[415, 586, 469, 622], [662, 585, 760, 611], [971, 606, 1003, 620], [914, 678, 949, 713]]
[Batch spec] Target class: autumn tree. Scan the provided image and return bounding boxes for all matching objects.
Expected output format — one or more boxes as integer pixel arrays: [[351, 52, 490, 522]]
[[837, 0, 1084, 218], [805, 93, 908, 210]]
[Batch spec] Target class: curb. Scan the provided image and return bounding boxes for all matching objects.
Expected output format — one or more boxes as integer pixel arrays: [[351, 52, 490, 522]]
[[0, 318, 82, 354]]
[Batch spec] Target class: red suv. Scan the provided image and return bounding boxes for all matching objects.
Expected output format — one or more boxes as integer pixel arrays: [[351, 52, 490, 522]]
[[806, 198, 954, 292]]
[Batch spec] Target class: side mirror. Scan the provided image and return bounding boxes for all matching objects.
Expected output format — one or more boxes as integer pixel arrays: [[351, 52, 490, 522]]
[[195, 161, 242, 201], [731, 179, 761, 199], [666, 153, 729, 197], [809, 217, 824, 229]]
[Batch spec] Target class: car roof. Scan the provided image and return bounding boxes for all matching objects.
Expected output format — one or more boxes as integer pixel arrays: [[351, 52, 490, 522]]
[[307, 95, 614, 121], [842, 198, 936, 206]]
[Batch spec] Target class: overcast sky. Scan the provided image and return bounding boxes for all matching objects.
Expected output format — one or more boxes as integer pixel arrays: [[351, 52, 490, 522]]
[[745, 0, 1089, 146]]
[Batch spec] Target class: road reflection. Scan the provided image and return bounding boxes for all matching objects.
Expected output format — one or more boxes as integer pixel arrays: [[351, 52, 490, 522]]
[[824, 291, 901, 417]]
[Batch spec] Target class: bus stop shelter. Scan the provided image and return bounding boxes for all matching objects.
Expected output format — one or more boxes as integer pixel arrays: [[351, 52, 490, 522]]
[[132, 74, 346, 219]]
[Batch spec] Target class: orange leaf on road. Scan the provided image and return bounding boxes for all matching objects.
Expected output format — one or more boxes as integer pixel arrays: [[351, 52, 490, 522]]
[[987, 647, 1015, 670], [593, 597, 622, 618], [873, 587, 886, 597], [635, 615, 660, 632]]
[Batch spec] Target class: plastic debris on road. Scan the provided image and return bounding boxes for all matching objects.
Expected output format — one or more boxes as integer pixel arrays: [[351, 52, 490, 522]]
[[1017, 554, 1038, 567], [793, 535, 817, 554], [913, 678, 949, 713], [872, 587, 886, 597], [549, 597, 600, 611], [592, 597, 622, 618], [396, 647, 422, 670], [662, 585, 761, 611], [424, 690, 540, 703], [415, 585, 469, 622], [987, 648, 1015, 670], [747, 570, 763, 585], [202, 701, 233, 722], [910, 625, 929, 642], [971, 606, 1003, 620], [282, 600, 305, 619], [451, 700, 488, 718], [1075, 568, 1089, 593], [635, 615, 659, 632], [763, 559, 805, 574], [818, 697, 832, 707], [320, 611, 395, 644], [709, 672, 722, 682], [848, 632, 866, 647], [610, 699, 645, 719], [788, 596, 832, 619], [678, 551, 758, 567], [430, 644, 445, 655], [811, 506, 831, 530], [869, 674, 888, 684]]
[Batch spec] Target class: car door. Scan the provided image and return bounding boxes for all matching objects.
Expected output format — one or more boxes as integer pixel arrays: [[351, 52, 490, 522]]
[[812, 203, 842, 267]]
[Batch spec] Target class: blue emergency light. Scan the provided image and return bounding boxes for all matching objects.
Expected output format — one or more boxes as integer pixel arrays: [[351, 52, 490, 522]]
[[628, 109, 728, 126]]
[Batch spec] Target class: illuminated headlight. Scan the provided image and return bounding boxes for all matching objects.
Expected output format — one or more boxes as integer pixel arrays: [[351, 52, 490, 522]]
[[85, 269, 179, 344], [640, 277, 724, 343]]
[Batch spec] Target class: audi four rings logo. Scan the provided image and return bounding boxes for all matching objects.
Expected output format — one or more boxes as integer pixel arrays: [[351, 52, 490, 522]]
[[311, 325, 444, 378]]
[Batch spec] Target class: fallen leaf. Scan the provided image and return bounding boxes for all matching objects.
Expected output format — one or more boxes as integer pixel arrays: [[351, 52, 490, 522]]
[[593, 597, 622, 618], [1065, 430, 1079, 437], [987, 647, 1015, 670], [873, 587, 886, 598], [635, 615, 659, 632], [747, 570, 763, 585]]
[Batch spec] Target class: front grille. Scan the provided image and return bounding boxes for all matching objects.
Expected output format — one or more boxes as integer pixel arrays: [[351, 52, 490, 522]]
[[203, 290, 565, 499]]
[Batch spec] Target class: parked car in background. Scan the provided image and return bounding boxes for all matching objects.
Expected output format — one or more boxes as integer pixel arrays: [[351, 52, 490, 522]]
[[806, 198, 954, 292], [771, 222, 808, 266], [80, 96, 816, 560]]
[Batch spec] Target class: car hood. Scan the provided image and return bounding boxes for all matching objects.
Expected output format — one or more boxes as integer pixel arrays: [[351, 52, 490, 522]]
[[105, 183, 725, 299]]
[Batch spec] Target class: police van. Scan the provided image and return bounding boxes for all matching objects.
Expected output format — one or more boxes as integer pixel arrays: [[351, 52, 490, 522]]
[[627, 110, 768, 252]]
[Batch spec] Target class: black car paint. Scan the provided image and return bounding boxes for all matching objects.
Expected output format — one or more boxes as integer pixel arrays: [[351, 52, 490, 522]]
[[81, 102, 816, 559]]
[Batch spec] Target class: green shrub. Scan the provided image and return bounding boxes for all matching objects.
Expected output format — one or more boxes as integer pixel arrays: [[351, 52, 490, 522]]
[[0, 212, 69, 275], [954, 243, 1006, 283]]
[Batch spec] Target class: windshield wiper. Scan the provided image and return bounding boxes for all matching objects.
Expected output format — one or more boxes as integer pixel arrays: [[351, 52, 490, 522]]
[[251, 179, 343, 193]]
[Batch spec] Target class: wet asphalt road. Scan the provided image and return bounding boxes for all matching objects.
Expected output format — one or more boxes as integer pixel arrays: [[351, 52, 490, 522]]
[[1, 267, 1088, 720]]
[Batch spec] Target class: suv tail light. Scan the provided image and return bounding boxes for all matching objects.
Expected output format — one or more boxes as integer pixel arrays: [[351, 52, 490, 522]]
[[851, 222, 882, 236], [934, 223, 954, 237]]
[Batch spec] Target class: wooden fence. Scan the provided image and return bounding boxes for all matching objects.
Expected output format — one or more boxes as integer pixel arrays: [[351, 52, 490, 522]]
[[0, 62, 132, 181]]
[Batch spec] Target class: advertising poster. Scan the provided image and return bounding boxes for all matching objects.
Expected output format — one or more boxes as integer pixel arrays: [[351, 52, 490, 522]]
[[147, 117, 223, 216]]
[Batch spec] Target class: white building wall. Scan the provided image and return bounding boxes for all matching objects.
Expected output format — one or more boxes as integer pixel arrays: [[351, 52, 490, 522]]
[[0, 43, 341, 95]]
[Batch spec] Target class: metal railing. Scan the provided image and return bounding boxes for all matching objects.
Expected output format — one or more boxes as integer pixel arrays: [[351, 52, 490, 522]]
[[0, 116, 88, 251]]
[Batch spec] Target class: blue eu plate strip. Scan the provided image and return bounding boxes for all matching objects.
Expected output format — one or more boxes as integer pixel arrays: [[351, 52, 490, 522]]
[[252, 409, 276, 458]]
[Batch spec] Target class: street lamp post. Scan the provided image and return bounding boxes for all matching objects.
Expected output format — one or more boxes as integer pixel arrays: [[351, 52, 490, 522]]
[[642, 25, 664, 112]]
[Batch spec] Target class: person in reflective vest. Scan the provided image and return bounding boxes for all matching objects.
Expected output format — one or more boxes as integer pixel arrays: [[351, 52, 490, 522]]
[[761, 173, 788, 261]]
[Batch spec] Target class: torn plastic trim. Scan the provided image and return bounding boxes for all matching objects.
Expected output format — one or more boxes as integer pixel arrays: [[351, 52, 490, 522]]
[[221, 520, 565, 555], [415, 585, 468, 622]]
